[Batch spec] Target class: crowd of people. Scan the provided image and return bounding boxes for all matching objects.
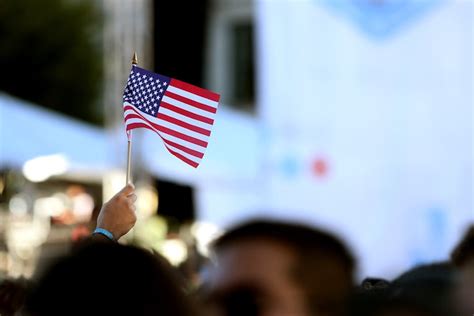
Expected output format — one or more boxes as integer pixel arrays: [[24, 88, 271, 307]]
[[0, 184, 473, 316]]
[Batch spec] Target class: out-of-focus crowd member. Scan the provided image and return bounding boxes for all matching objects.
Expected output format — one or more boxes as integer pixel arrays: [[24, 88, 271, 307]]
[[0, 184, 138, 316], [348, 278, 390, 316], [24, 242, 197, 316], [22, 184, 198, 316], [201, 219, 355, 316], [451, 225, 474, 315], [378, 262, 457, 316], [6, 180, 472, 316], [22, 184, 196, 316], [0, 277, 29, 316]]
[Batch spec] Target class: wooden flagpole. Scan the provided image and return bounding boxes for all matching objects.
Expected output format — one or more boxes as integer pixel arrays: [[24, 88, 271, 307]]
[[126, 52, 138, 185]]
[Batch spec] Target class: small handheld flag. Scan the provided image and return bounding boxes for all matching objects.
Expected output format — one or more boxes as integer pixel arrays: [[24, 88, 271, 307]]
[[122, 65, 220, 168]]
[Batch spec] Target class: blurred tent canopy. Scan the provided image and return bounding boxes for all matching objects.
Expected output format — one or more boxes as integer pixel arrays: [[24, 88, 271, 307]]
[[0, 93, 108, 180], [0, 0, 103, 124]]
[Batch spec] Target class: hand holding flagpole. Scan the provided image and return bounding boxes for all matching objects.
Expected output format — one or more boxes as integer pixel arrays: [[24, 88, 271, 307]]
[[126, 52, 138, 185]]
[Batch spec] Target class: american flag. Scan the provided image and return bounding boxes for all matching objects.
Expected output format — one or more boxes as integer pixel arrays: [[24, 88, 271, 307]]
[[122, 65, 220, 168]]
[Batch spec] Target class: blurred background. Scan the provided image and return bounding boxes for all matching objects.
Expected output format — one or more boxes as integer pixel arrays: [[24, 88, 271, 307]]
[[0, 0, 472, 281]]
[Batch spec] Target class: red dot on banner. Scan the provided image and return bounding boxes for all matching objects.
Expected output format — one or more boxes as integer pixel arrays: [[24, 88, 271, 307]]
[[313, 158, 329, 178]]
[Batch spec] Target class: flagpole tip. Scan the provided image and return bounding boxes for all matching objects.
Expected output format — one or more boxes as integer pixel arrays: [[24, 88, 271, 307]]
[[132, 52, 138, 65]]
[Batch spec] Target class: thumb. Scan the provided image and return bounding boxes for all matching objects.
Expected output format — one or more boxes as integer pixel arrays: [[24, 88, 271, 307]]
[[121, 183, 135, 196]]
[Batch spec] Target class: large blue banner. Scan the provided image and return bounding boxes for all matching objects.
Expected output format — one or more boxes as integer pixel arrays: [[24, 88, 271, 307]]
[[256, 0, 472, 277]]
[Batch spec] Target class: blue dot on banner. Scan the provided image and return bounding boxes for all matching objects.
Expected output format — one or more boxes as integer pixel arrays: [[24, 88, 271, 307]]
[[409, 248, 424, 267], [427, 207, 447, 248], [409, 207, 448, 266], [280, 156, 300, 178]]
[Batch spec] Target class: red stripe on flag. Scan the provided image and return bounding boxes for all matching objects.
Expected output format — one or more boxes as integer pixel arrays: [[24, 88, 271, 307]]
[[157, 112, 211, 136], [165, 146, 200, 168], [170, 78, 220, 102], [160, 102, 214, 125], [165, 90, 217, 114], [162, 138, 204, 159], [126, 122, 152, 132], [124, 112, 143, 122], [124, 105, 208, 148], [157, 124, 208, 148], [126, 122, 201, 167]]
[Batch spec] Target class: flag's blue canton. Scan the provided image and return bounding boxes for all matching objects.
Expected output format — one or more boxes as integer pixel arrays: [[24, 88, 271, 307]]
[[123, 66, 171, 117]]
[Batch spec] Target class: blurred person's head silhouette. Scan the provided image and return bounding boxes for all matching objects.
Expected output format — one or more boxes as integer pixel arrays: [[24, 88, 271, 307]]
[[0, 277, 29, 316], [378, 262, 456, 316], [201, 219, 355, 316], [348, 277, 390, 316], [451, 224, 474, 315], [24, 242, 197, 316]]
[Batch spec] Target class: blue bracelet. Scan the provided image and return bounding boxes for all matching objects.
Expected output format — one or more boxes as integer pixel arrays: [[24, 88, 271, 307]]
[[93, 228, 115, 241]]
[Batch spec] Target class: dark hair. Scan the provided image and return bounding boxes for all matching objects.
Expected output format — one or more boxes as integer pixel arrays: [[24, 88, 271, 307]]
[[213, 219, 354, 267], [0, 277, 29, 316], [212, 219, 355, 315], [25, 242, 196, 316], [451, 225, 474, 267], [348, 278, 390, 316], [384, 262, 456, 316]]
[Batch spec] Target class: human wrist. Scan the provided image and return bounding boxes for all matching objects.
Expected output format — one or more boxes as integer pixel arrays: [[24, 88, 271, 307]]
[[93, 227, 116, 241]]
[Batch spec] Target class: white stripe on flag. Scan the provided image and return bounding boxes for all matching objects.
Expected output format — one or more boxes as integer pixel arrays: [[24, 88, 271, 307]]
[[124, 105, 209, 142], [166, 85, 219, 108], [154, 116, 209, 142], [125, 115, 203, 163], [157, 106, 212, 130], [125, 116, 202, 163], [163, 143, 201, 164], [161, 95, 215, 118], [123, 112, 207, 153], [157, 130, 207, 152], [124, 116, 159, 134]]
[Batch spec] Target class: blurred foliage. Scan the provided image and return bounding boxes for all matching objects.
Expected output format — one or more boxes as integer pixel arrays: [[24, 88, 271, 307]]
[[0, 0, 103, 125]]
